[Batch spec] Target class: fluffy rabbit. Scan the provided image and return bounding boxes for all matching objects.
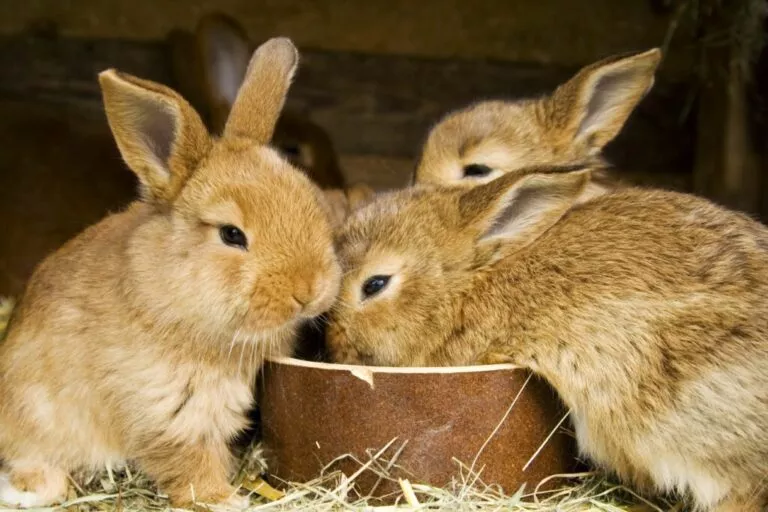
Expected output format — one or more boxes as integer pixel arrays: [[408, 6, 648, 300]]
[[167, 13, 375, 226], [412, 48, 663, 200], [0, 37, 341, 509], [326, 167, 768, 511], [167, 13, 372, 363]]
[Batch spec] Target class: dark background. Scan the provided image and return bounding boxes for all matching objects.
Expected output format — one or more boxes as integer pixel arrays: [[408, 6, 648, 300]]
[[0, 0, 766, 296]]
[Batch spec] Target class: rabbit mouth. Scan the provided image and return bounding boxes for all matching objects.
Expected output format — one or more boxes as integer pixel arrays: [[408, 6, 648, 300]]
[[241, 299, 305, 332]]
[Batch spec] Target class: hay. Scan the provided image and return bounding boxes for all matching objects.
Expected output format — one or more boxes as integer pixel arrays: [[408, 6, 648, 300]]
[[9, 446, 674, 512], [1, 434, 675, 512]]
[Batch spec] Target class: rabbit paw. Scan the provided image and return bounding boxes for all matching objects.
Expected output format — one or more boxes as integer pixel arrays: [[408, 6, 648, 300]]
[[223, 493, 250, 510], [196, 491, 250, 511], [0, 465, 67, 508]]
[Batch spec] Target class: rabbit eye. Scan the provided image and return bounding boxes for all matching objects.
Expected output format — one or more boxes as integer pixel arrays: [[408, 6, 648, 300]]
[[362, 275, 391, 299], [219, 224, 248, 250], [463, 164, 493, 178], [281, 144, 302, 158]]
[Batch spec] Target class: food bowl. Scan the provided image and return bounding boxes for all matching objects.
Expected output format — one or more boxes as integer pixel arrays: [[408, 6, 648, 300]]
[[258, 357, 577, 500]]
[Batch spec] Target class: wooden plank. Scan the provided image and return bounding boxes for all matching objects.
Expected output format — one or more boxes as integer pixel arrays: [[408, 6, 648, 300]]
[[692, 2, 763, 216], [0, 34, 694, 178], [0, 0, 697, 73]]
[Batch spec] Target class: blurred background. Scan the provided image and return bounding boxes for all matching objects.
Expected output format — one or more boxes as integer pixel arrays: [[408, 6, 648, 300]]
[[0, 0, 766, 297]]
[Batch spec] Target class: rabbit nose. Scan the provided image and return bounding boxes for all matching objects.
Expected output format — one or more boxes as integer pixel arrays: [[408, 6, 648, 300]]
[[294, 267, 340, 316], [292, 279, 316, 310], [293, 273, 328, 311]]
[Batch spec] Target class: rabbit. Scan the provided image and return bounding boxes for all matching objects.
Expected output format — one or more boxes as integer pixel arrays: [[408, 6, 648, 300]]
[[0, 99, 137, 298], [325, 166, 768, 511], [412, 48, 664, 201], [0, 37, 341, 509], [167, 12, 375, 226], [167, 13, 373, 364]]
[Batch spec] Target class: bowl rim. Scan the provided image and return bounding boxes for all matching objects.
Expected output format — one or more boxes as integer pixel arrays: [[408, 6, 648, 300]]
[[265, 356, 519, 374]]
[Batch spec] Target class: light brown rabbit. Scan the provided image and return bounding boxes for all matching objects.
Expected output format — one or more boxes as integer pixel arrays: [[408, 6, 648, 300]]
[[413, 48, 663, 200], [167, 13, 373, 362], [326, 167, 768, 511], [167, 12, 375, 226], [0, 37, 341, 509]]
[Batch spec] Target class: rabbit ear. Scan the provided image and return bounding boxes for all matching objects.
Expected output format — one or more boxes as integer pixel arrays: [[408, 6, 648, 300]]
[[223, 37, 298, 144], [196, 13, 251, 133], [550, 48, 661, 153], [99, 69, 211, 204], [459, 168, 590, 250]]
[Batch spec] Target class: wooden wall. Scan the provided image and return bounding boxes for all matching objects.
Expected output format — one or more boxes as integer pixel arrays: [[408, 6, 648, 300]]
[[0, 0, 697, 75]]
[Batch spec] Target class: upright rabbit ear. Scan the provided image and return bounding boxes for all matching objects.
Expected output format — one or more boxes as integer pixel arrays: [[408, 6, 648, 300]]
[[550, 48, 661, 153], [223, 37, 299, 144], [196, 13, 252, 134], [99, 69, 211, 204], [459, 168, 590, 251]]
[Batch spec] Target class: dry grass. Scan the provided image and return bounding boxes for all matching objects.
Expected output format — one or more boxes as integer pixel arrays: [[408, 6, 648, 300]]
[[14, 438, 674, 512]]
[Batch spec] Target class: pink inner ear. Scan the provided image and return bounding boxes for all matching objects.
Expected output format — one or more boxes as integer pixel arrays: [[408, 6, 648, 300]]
[[135, 96, 176, 169], [216, 61, 240, 105], [484, 188, 532, 239], [204, 26, 250, 106], [576, 68, 641, 141]]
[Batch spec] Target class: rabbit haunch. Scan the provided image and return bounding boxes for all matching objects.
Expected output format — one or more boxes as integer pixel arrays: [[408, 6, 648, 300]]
[[327, 168, 768, 512], [0, 37, 340, 509]]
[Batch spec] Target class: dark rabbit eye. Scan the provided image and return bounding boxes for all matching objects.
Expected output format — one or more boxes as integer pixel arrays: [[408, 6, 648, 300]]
[[362, 275, 391, 299], [219, 225, 248, 249], [463, 163, 493, 178], [281, 144, 301, 157]]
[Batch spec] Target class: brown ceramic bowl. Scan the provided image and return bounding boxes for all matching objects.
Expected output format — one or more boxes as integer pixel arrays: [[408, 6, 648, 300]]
[[258, 357, 577, 501]]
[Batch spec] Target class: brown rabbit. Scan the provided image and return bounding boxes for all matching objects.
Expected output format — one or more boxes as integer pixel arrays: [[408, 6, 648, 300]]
[[0, 38, 341, 509], [326, 167, 768, 511], [413, 48, 663, 199], [0, 100, 137, 298], [167, 13, 373, 362], [167, 13, 375, 225]]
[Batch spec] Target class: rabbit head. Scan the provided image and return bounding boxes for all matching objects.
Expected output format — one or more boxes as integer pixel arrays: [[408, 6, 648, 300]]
[[327, 166, 590, 366], [170, 13, 346, 189], [101, 37, 341, 340], [413, 49, 661, 195]]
